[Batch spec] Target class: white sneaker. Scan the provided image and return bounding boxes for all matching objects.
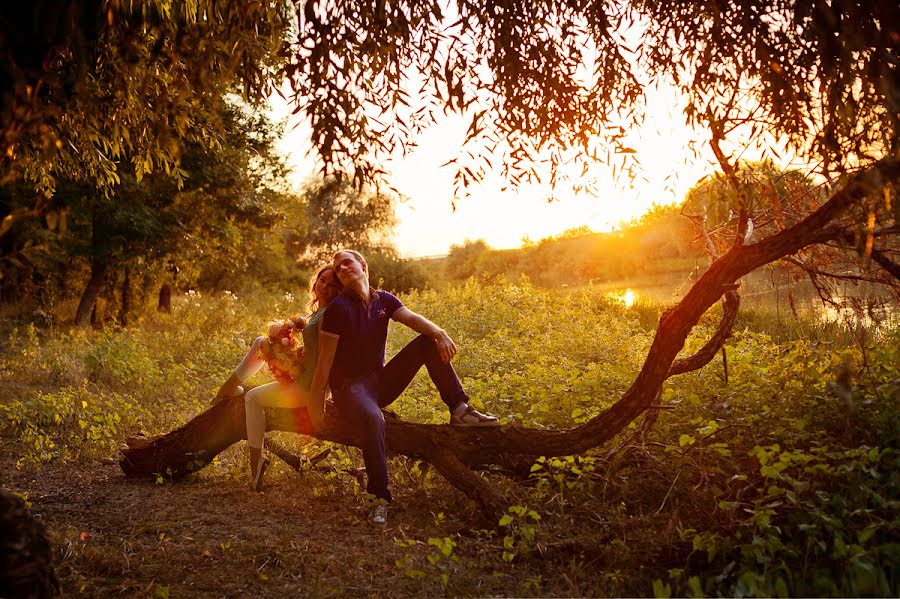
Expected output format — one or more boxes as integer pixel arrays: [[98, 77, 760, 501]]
[[450, 404, 501, 427], [368, 502, 388, 526]]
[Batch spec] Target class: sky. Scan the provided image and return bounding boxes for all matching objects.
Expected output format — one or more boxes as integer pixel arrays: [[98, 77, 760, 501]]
[[269, 84, 730, 258]]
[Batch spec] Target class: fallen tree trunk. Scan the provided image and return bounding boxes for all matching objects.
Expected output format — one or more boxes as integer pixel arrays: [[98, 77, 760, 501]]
[[119, 287, 741, 516], [120, 158, 899, 518]]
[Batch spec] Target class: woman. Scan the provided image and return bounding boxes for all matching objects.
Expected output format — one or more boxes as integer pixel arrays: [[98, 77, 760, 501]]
[[212, 265, 343, 490]]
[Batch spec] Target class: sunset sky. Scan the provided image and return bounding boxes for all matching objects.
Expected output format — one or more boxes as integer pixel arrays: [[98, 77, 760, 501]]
[[270, 83, 782, 258]]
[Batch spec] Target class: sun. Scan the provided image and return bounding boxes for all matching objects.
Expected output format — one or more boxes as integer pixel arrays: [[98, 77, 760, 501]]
[[271, 81, 728, 257]]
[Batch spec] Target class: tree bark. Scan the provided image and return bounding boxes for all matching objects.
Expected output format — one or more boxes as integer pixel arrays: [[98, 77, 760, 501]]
[[74, 258, 107, 327], [157, 283, 172, 313], [117, 266, 132, 326]]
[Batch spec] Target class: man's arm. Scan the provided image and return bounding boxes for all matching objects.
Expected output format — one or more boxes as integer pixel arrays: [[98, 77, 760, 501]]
[[307, 331, 339, 431], [392, 306, 457, 363]]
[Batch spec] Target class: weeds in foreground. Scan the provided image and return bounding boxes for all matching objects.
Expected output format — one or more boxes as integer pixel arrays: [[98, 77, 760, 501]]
[[1, 280, 898, 596]]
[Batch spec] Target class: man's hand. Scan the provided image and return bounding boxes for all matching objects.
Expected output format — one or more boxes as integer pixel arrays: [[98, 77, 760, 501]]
[[430, 329, 457, 363], [392, 307, 459, 363]]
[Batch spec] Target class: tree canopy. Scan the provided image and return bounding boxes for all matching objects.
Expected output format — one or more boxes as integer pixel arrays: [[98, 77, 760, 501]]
[[287, 0, 899, 191], [291, 175, 398, 268], [4, 1, 897, 215], [0, 0, 292, 235]]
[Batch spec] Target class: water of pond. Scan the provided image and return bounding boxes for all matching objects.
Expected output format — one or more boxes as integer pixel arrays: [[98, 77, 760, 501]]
[[595, 269, 898, 333]]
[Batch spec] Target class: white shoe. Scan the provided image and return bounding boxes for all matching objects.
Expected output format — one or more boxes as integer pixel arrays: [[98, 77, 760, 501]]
[[368, 502, 388, 526], [450, 404, 500, 427]]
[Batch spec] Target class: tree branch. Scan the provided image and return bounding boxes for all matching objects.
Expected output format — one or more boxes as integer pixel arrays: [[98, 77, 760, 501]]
[[429, 451, 508, 521], [781, 256, 890, 283], [871, 249, 900, 281], [667, 289, 740, 378], [707, 121, 753, 248]]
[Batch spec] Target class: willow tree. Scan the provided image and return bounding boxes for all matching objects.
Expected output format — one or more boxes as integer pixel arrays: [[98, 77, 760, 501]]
[[118, 0, 899, 515], [0, 0, 292, 237]]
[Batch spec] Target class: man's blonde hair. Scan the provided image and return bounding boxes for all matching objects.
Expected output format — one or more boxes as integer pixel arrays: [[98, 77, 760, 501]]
[[333, 248, 367, 268]]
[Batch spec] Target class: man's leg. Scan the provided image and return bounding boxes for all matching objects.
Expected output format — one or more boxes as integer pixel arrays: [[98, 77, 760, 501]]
[[378, 334, 469, 411], [333, 376, 392, 502]]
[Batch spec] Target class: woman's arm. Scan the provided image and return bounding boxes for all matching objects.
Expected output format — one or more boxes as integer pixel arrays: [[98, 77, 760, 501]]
[[307, 330, 339, 431], [234, 336, 269, 382], [392, 306, 457, 363], [213, 336, 269, 403]]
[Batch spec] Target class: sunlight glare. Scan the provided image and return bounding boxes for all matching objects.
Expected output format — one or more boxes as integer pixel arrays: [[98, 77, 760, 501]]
[[608, 288, 638, 308]]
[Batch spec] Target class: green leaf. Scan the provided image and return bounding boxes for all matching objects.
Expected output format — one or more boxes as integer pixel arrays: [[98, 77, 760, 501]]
[[499, 515, 513, 526], [857, 525, 878, 545], [774, 576, 789, 597], [686, 576, 703, 598], [151, 585, 170, 599]]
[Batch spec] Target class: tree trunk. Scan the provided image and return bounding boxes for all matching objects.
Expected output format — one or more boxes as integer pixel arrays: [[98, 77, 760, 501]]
[[75, 259, 107, 327], [157, 283, 172, 313], [117, 266, 132, 326], [119, 395, 519, 518], [119, 283, 737, 517]]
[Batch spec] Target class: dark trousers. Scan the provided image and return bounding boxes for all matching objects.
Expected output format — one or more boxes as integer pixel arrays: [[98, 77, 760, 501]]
[[332, 335, 469, 502]]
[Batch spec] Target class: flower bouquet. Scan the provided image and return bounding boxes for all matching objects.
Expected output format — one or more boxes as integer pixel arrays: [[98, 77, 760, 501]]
[[259, 316, 307, 384]]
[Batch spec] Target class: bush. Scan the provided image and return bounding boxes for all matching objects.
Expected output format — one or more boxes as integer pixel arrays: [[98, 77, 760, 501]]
[[1, 281, 896, 596]]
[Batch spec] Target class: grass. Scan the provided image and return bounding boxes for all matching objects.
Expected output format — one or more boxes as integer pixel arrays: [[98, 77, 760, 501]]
[[1, 280, 898, 597]]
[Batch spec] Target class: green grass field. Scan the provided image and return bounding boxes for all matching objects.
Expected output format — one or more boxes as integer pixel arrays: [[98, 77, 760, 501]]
[[2, 280, 898, 596]]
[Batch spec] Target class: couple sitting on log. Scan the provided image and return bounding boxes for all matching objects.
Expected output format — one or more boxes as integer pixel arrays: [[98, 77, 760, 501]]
[[213, 249, 500, 525]]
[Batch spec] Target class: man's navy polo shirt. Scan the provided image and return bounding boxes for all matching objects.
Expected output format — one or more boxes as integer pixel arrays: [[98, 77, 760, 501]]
[[322, 290, 403, 389]]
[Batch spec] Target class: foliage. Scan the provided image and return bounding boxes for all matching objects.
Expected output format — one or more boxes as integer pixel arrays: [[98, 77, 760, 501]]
[[0, 1, 292, 202], [292, 176, 398, 269], [442, 210, 701, 286], [445, 239, 492, 280], [683, 161, 824, 236], [0, 100, 303, 325], [683, 160, 899, 305], [395, 533, 459, 591], [1, 281, 897, 596], [365, 248, 432, 294], [286, 1, 642, 191], [640, 0, 899, 177], [286, 1, 899, 194], [499, 505, 542, 563]]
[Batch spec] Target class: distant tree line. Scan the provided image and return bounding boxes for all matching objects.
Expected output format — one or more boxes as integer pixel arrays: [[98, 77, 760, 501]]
[[441, 203, 702, 286], [439, 161, 851, 293]]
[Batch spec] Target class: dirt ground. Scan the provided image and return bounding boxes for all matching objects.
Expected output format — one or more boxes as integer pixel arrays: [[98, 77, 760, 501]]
[[3, 441, 614, 598]]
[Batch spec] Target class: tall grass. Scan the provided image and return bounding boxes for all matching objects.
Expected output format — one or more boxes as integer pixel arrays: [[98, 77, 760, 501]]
[[1, 280, 897, 596]]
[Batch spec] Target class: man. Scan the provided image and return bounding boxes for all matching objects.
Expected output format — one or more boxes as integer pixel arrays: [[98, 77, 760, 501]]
[[319, 249, 499, 525]]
